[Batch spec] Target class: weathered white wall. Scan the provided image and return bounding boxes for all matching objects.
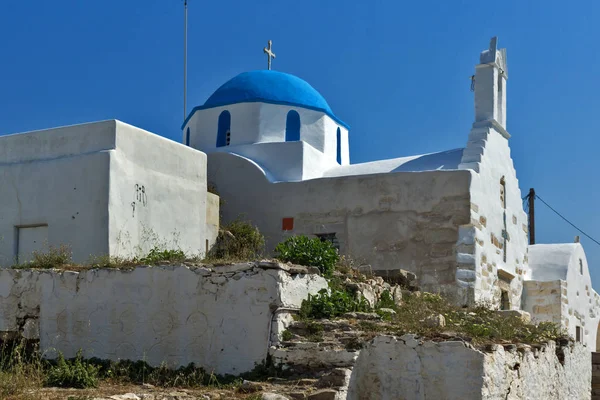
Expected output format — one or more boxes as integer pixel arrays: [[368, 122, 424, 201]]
[[208, 152, 473, 303], [347, 335, 590, 400], [206, 192, 220, 252], [525, 243, 600, 350], [108, 121, 209, 259], [458, 124, 529, 308], [0, 122, 114, 265], [0, 120, 211, 264], [0, 265, 327, 375]]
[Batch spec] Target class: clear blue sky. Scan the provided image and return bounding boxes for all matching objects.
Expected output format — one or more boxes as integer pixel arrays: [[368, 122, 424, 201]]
[[2, 0, 600, 286]]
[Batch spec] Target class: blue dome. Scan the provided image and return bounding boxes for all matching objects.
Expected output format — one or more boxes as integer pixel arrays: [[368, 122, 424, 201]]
[[205, 70, 333, 113], [182, 70, 348, 129]]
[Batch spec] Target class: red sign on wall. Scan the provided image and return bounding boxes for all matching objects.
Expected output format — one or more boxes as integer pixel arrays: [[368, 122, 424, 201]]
[[282, 217, 294, 231]]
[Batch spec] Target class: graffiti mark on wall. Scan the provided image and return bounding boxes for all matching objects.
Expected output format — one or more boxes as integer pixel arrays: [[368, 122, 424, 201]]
[[131, 184, 148, 217], [135, 184, 148, 206]]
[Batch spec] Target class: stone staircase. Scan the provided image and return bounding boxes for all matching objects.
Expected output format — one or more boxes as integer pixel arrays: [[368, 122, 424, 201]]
[[593, 352, 600, 399]]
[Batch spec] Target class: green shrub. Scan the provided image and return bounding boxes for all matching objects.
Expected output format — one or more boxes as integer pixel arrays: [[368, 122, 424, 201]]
[[281, 330, 293, 341], [45, 351, 99, 389], [208, 219, 265, 261], [274, 235, 339, 275], [299, 288, 371, 319], [375, 290, 396, 310], [138, 247, 186, 265]]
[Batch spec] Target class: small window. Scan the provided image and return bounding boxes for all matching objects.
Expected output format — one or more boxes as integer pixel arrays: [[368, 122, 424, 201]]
[[580, 259, 583, 275], [576, 326, 582, 342], [336, 128, 342, 164], [500, 177, 506, 209], [500, 290, 510, 311], [285, 110, 301, 141], [216, 110, 231, 147], [315, 233, 340, 251]]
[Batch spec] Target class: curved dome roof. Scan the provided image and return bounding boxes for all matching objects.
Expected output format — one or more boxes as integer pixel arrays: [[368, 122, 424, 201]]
[[204, 70, 333, 113], [182, 70, 348, 129]]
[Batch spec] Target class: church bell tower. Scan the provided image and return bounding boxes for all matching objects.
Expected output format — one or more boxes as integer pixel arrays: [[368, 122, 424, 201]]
[[474, 37, 508, 130]]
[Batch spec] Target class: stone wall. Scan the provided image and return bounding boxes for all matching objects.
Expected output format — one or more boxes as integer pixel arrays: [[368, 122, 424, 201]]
[[346, 335, 590, 400], [524, 278, 600, 351], [0, 263, 327, 375], [458, 125, 530, 309], [522, 280, 563, 324], [208, 151, 472, 304]]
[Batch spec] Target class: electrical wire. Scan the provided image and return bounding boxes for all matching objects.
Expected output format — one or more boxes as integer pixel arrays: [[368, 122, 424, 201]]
[[534, 194, 600, 247]]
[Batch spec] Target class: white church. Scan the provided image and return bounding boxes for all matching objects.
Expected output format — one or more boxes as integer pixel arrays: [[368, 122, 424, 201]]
[[1, 37, 600, 349]]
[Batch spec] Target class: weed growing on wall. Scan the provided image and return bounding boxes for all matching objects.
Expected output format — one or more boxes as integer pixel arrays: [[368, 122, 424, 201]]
[[274, 235, 339, 276], [138, 247, 186, 265], [11, 244, 72, 269], [299, 287, 371, 319], [207, 218, 265, 261]]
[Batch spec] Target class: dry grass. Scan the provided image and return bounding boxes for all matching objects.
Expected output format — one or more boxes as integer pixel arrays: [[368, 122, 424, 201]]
[[298, 274, 568, 347]]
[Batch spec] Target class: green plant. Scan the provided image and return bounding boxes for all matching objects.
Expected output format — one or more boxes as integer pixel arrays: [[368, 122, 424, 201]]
[[375, 290, 396, 310], [274, 235, 339, 276], [281, 329, 293, 341], [207, 219, 265, 261], [138, 247, 186, 265], [299, 288, 371, 319], [45, 350, 99, 389], [12, 245, 72, 269]]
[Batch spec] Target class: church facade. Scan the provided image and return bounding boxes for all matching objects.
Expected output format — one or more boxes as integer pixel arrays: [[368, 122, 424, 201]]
[[184, 38, 600, 348], [0, 37, 598, 350]]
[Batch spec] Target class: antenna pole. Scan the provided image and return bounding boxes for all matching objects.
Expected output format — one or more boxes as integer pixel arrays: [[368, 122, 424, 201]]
[[183, 0, 188, 122]]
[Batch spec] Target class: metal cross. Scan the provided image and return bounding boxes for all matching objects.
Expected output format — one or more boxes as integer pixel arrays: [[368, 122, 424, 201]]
[[263, 40, 276, 70]]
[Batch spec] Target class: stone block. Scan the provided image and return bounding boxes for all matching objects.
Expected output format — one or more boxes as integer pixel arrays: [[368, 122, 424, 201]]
[[372, 269, 417, 288], [494, 310, 531, 323], [307, 390, 337, 400], [262, 394, 290, 400], [424, 314, 446, 328]]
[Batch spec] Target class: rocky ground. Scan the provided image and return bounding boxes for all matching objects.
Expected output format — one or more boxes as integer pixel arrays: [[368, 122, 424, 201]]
[[16, 379, 342, 400]]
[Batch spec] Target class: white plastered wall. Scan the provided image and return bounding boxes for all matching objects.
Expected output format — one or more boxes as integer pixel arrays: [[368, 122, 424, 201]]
[[108, 121, 209, 259], [0, 266, 328, 375], [458, 125, 529, 308], [0, 120, 211, 264], [0, 121, 115, 265]]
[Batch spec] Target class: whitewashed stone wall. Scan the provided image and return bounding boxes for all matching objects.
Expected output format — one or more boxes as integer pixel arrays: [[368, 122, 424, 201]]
[[208, 151, 473, 304], [522, 280, 563, 325], [0, 264, 327, 375], [458, 124, 529, 309], [525, 243, 600, 350], [347, 335, 590, 400]]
